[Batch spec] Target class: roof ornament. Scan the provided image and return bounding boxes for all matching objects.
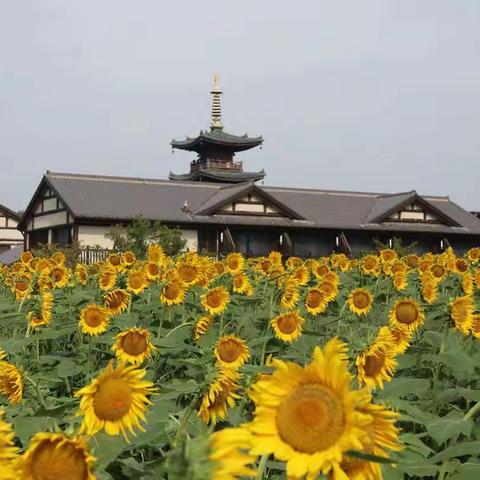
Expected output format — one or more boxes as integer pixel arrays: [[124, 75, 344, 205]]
[[210, 74, 223, 131]]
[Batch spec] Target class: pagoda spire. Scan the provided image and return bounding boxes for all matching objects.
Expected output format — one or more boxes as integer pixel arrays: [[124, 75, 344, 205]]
[[210, 74, 223, 130]]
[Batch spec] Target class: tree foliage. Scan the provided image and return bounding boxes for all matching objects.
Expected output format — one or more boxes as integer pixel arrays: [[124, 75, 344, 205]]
[[105, 216, 186, 258]]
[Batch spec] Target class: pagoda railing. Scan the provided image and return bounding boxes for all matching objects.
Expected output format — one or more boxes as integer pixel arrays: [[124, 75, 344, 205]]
[[191, 159, 243, 172]]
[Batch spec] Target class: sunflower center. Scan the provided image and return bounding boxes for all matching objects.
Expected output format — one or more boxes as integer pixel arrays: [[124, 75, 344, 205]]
[[353, 292, 370, 309], [233, 276, 244, 288], [228, 258, 239, 270], [109, 255, 121, 266], [307, 290, 324, 308], [431, 265, 444, 278], [364, 350, 386, 376], [276, 384, 344, 454], [277, 314, 297, 334], [395, 302, 418, 324], [456, 260, 468, 273], [218, 340, 242, 363], [179, 265, 197, 283], [148, 264, 159, 276], [30, 440, 88, 480], [52, 269, 64, 281], [316, 265, 329, 276], [106, 291, 124, 309], [121, 332, 148, 356], [84, 309, 103, 327], [364, 258, 376, 270], [207, 291, 223, 308], [164, 283, 180, 300], [129, 274, 144, 289], [93, 377, 133, 421], [15, 280, 29, 292]]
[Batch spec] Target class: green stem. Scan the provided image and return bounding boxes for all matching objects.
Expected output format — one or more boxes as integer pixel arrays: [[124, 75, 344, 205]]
[[173, 395, 199, 447], [256, 454, 269, 480]]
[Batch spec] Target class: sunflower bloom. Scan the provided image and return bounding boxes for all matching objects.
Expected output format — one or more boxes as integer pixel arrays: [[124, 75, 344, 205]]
[[450, 296, 474, 334], [361, 255, 380, 276], [160, 279, 187, 306], [75, 362, 157, 439], [214, 335, 250, 370], [75, 264, 88, 285], [281, 278, 300, 309], [0, 409, 18, 479], [104, 289, 131, 316], [388, 299, 424, 333], [198, 371, 241, 425], [247, 338, 373, 479], [98, 267, 117, 292], [356, 329, 397, 390], [148, 244, 166, 264], [17, 432, 96, 480], [127, 270, 148, 295], [347, 288, 373, 316], [194, 315, 214, 341], [0, 361, 23, 404], [271, 311, 304, 343], [305, 287, 328, 315], [225, 252, 245, 274], [112, 328, 156, 364], [79, 304, 111, 336], [208, 427, 257, 480], [202, 286, 230, 316], [232, 273, 253, 296]]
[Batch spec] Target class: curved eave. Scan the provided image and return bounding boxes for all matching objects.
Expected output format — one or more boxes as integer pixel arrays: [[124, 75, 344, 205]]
[[169, 169, 266, 183], [171, 134, 263, 153]]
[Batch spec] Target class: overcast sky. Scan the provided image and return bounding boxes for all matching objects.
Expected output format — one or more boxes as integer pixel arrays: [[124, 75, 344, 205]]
[[1, 1, 480, 212]]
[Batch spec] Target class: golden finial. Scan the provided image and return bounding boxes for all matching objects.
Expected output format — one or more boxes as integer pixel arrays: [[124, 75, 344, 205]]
[[210, 74, 223, 130]]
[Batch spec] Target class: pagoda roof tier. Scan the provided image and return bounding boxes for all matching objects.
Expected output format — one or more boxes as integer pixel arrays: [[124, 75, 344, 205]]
[[169, 167, 265, 183], [171, 129, 263, 153]]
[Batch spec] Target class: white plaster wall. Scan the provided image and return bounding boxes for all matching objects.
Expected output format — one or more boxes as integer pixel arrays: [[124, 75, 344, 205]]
[[0, 217, 5, 228], [0, 227, 23, 241], [181, 229, 198, 252], [43, 197, 58, 212], [34, 211, 69, 229], [77, 226, 114, 249]]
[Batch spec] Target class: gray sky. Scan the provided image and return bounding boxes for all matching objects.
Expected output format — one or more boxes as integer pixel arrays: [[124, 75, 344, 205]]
[[1, 1, 480, 212]]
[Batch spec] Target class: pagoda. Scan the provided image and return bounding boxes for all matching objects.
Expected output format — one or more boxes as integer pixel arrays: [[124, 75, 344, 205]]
[[169, 76, 265, 183]]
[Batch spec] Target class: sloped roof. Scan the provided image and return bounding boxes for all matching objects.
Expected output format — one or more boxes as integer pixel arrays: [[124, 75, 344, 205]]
[[0, 203, 21, 221], [364, 191, 417, 224], [19, 172, 480, 237], [169, 168, 265, 183]]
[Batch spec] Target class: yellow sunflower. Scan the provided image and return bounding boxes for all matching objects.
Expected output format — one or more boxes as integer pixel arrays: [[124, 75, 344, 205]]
[[202, 286, 230, 315], [421, 276, 438, 304], [450, 296, 474, 334], [20, 251, 34, 265], [148, 244, 166, 264], [145, 261, 162, 281], [51, 251, 65, 265], [17, 432, 96, 480], [388, 299, 425, 333], [268, 250, 283, 265], [347, 288, 373, 316], [13, 275, 31, 300], [122, 250, 136, 267], [75, 263, 88, 286], [127, 269, 148, 295], [318, 279, 338, 303], [286, 256, 303, 270], [208, 427, 257, 480], [405, 254, 419, 269], [393, 272, 408, 291], [112, 328, 156, 365], [75, 362, 156, 438], [232, 272, 253, 296], [474, 269, 480, 289], [247, 338, 373, 479], [361, 255, 380, 276], [430, 264, 447, 281], [0, 409, 19, 479], [281, 278, 300, 309], [176, 260, 201, 285], [312, 262, 330, 279], [462, 273, 474, 295], [106, 253, 123, 271], [389, 326, 413, 354], [380, 248, 397, 264], [356, 328, 397, 390], [160, 279, 187, 306], [98, 267, 117, 292], [271, 311, 304, 343], [467, 247, 480, 264], [79, 304, 111, 336], [198, 370, 241, 425], [50, 265, 70, 288], [0, 361, 23, 404], [330, 401, 401, 480], [225, 252, 245, 274], [471, 314, 480, 339], [305, 287, 328, 315], [289, 265, 310, 285], [104, 289, 131, 316], [455, 258, 469, 274], [214, 335, 250, 370], [194, 315, 214, 341]]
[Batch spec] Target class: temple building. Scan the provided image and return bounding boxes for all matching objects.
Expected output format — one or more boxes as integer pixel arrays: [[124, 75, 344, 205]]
[[0, 204, 23, 253], [17, 77, 480, 258]]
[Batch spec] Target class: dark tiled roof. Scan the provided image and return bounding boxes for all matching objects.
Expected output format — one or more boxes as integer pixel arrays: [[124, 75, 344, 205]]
[[169, 168, 265, 183], [364, 191, 417, 224], [171, 129, 263, 153], [20, 172, 480, 237]]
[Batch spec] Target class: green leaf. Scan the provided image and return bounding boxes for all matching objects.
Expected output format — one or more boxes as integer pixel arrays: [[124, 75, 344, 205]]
[[426, 412, 474, 444], [430, 442, 480, 463]]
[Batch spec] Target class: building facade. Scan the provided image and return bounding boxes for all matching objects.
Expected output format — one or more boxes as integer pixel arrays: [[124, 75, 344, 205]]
[[0, 204, 23, 253], [18, 78, 480, 257]]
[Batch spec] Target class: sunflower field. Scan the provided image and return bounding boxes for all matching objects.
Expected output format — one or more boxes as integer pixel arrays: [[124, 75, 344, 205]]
[[1, 246, 480, 479]]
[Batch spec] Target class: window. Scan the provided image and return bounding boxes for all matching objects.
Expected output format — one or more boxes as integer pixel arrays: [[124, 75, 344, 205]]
[[52, 227, 72, 247]]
